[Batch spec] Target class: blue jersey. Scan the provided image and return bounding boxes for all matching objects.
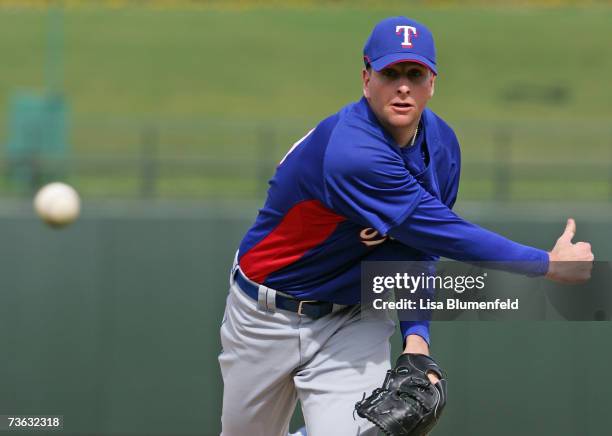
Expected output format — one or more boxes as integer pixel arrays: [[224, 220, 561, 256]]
[[237, 97, 548, 343]]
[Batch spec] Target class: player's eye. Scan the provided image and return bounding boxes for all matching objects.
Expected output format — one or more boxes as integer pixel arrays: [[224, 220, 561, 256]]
[[381, 69, 398, 79], [407, 69, 429, 84], [407, 69, 423, 79]]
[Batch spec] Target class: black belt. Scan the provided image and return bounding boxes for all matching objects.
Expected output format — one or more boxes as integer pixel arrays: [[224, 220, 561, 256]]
[[234, 269, 335, 319]]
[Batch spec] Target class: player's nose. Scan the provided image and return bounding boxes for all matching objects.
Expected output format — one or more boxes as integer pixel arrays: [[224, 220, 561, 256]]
[[397, 81, 411, 95]]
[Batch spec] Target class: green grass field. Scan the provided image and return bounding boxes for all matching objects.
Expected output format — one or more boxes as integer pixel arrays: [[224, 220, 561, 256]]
[[0, 3, 611, 200]]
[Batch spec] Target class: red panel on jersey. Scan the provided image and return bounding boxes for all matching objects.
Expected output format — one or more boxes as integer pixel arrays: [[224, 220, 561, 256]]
[[240, 200, 346, 283]]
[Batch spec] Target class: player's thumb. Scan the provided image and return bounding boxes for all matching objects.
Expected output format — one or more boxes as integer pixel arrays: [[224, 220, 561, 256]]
[[559, 218, 576, 244]]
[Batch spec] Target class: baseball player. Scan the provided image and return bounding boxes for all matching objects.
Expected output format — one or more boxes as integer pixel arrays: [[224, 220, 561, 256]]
[[218, 16, 594, 436]]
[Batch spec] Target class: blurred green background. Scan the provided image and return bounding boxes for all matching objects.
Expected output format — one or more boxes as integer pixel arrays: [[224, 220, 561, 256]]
[[1, 0, 611, 200], [1, 1, 611, 435]]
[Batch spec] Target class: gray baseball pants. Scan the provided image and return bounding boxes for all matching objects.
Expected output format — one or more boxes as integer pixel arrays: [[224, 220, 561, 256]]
[[218, 268, 395, 436]]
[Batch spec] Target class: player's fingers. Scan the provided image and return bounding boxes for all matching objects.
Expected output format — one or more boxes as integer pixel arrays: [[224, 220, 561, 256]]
[[559, 218, 576, 243], [575, 242, 593, 258]]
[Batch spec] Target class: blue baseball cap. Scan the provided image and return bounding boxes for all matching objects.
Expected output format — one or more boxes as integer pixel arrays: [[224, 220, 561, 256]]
[[363, 16, 437, 75]]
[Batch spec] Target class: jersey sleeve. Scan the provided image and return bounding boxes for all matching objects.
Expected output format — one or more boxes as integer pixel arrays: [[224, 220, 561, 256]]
[[323, 128, 548, 276], [388, 189, 550, 276], [323, 138, 423, 235], [442, 149, 460, 209], [439, 121, 461, 209], [400, 320, 431, 345]]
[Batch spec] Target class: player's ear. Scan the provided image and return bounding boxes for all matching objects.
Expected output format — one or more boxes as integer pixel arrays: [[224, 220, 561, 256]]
[[429, 74, 436, 98], [362, 67, 371, 98]]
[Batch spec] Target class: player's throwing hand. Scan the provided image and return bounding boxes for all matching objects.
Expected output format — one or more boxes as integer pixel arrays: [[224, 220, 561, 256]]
[[546, 218, 594, 283]]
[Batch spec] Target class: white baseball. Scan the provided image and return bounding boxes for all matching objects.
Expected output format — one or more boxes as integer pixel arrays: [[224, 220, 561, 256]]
[[33, 182, 81, 227]]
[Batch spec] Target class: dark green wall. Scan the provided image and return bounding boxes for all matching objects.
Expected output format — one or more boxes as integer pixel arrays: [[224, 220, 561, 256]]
[[1, 202, 610, 435]]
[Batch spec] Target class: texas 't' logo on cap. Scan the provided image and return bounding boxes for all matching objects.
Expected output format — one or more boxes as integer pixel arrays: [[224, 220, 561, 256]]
[[363, 16, 437, 75], [396, 25, 418, 48]]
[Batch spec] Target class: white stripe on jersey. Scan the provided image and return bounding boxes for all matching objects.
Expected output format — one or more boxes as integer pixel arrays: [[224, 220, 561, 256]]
[[279, 128, 315, 165]]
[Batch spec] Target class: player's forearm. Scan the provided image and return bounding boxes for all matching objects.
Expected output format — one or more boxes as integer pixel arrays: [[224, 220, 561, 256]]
[[388, 191, 549, 276]]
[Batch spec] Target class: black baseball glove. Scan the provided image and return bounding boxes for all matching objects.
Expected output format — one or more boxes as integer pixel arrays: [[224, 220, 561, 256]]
[[355, 353, 447, 436]]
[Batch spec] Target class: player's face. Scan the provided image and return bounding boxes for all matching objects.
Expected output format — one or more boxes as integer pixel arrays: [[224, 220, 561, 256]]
[[362, 62, 435, 139]]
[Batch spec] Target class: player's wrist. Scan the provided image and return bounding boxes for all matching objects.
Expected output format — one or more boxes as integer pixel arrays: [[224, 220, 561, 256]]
[[403, 334, 430, 356], [545, 251, 554, 277]]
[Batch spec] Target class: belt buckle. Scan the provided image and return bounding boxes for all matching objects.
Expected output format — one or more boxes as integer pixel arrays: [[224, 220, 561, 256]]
[[297, 300, 318, 316]]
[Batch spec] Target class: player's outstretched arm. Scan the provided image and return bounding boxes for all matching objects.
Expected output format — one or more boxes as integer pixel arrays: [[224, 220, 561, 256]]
[[323, 139, 594, 281], [545, 218, 594, 283], [386, 189, 595, 281]]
